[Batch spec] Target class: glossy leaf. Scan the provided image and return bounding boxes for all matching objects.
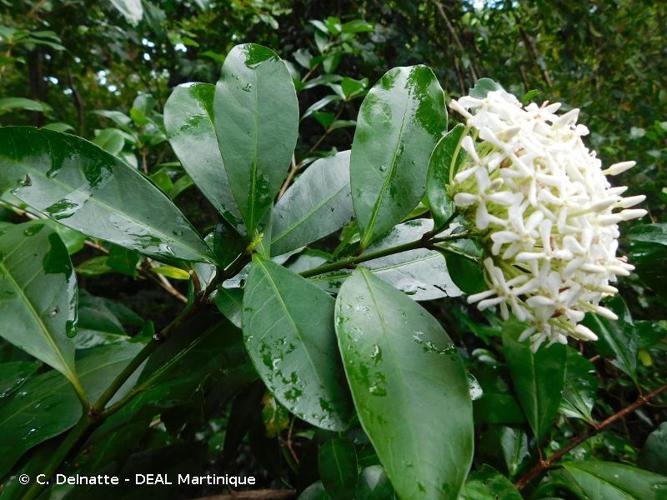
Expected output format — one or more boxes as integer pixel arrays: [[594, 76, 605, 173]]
[[0, 222, 80, 386], [109, 0, 143, 25], [212, 286, 243, 328], [355, 465, 395, 500], [639, 422, 667, 475], [460, 465, 522, 500], [319, 437, 358, 500], [502, 322, 567, 443], [362, 218, 460, 300], [0, 127, 213, 263], [560, 348, 598, 423], [243, 256, 352, 430], [426, 123, 466, 228], [0, 342, 143, 477], [584, 296, 638, 382], [469, 78, 502, 98], [214, 44, 299, 235], [309, 219, 461, 301], [561, 461, 667, 500], [335, 269, 472, 499], [0, 361, 40, 400], [272, 151, 353, 256], [350, 65, 447, 248], [299, 482, 331, 500], [164, 83, 243, 231]]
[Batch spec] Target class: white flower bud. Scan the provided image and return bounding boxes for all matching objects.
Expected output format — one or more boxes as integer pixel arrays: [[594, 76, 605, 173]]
[[602, 161, 636, 176]]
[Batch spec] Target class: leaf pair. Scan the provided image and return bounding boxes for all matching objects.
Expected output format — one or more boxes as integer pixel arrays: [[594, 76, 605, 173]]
[[243, 258, 473, 498], [165, 44, 298, 239]]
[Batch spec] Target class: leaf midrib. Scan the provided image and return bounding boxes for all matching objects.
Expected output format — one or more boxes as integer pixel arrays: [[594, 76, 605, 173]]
[[0, 237, 77, 388], [361, 86, 412, 247], [7, 132, 209, 262]]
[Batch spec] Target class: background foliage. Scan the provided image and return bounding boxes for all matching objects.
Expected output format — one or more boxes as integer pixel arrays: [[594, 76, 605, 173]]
[[0, 1, 665, 499]]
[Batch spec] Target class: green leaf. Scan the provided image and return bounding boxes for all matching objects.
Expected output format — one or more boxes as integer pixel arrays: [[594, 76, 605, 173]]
[[355, 465, 395, 500], [502, 321, 567, 443], [499, 426, 530, 478], [560, 348, 598, 423], [561, 461, 667, 500], [93, 128, 126, 156], [319, 437, 358, 500], [214, 44, 299, 235], [639, 422, 667, 475], [0, 127, 213, 263], [584, 296, 638, 382], [473, 366, 525, 425], [0, 342, 143, 477], [272, 151, 353, 256], [436, 237, 486, 294], [426, 123, 466, 228], [460, 464, 522, 499], [243, 256, 352, 430], [213, 286, 243, 328], [0, 361, 39, 400], [469, 78, 502, 99], [335, 268, 472, 499], [0, 222, 80, 387], [0, 97, 51, 116], [361, 218, 460, 300], [164, 83, 243, 231], [109, 0, 143, 25], [351, 65, 447, 248], [299, 482, 331, 500]]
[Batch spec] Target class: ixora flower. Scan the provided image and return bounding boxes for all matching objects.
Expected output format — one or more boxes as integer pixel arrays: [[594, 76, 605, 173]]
[[449, 87, 647, 351]]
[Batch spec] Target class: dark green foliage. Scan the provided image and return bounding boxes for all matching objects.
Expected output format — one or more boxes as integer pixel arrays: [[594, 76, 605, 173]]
[[0, 1, 665, 499]]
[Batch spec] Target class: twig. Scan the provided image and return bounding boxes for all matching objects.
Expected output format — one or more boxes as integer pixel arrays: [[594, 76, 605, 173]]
[[299, 231, 469, 278], [431, 0, 478, 81], [515, 383, 667, 490]]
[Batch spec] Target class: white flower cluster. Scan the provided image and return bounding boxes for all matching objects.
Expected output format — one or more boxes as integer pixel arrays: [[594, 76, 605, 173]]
[[449, 88, 647, 351]]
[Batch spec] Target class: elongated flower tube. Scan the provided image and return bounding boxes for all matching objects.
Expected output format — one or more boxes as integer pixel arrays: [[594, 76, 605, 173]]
[[449, 87, 647, 351]]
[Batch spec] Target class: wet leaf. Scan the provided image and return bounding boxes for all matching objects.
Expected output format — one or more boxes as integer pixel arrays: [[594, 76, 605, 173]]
[[309, 219, 461, 301], [212, 286, 243, 328], [502, 321, 567, 443], [0, 361, 40, 400], [164, 83, 243, 231], [319, 437, 358, 500], [351, 65, 447, 248], [355, 465, 395, 500], [426, 123, 466, 228], [639, 422, 667, 475], [560, 461, 667, 499], [0, 342, 143, 477], [0, 221, 80, 386], [0, 127, 213, 263], [460, 464, 522, 499], [560, 348, 598, 424], [243, 256, 352, 430], [214, 44, 299, 235], [584, 296, 638, 382], [335, 268, 472, 499], [272, 151, 353, 256]]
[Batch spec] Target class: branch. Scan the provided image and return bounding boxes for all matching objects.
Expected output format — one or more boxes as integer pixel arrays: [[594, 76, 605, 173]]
[[19, 255, 248, 500], [299, 231, 469, 278], [515, 382, 667, 490]]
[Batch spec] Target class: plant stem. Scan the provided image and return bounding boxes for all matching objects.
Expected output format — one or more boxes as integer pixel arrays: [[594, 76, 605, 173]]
[[299, 231, 468, 278], [515, 382, 667, 490], [22, 416, 93, 500]]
